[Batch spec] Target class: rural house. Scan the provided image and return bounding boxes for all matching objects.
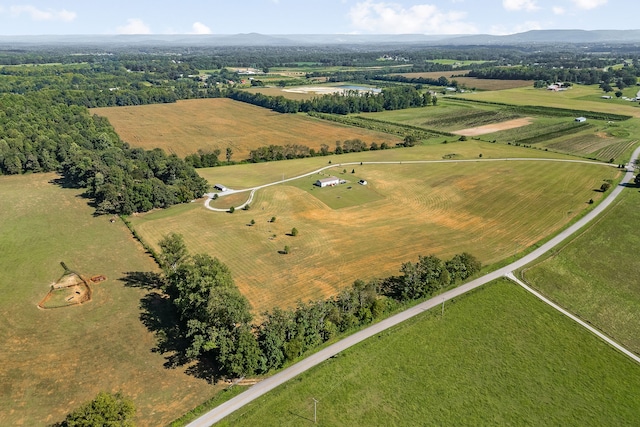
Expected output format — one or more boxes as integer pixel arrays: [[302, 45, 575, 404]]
[[315, 176, 340, 187]]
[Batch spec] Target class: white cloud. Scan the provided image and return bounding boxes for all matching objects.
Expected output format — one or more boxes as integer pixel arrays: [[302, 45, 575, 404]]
[[570, 0, 607, 10], [9, 5, 76, 22], [502, 0, 539, 12], [190, 22, 212, 34], [116, 18, 152, 34], [552, 6, 565, 14], [348, 1, 477, 34]]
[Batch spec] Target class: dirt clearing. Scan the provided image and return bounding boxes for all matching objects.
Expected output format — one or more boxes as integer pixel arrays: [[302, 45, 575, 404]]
[[454, 117, 534, 136]]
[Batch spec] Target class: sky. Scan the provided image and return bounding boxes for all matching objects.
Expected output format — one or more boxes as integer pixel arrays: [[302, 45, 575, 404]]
[[0, 0, 636, 36]]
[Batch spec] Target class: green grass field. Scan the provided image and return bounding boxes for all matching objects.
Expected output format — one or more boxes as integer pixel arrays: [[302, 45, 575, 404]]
[[131, 144, 619, 313], [0, 174, 218, 426], [521, 187, 640, 355], [462, 85, 640, 118], [219, 279, 640, 426]]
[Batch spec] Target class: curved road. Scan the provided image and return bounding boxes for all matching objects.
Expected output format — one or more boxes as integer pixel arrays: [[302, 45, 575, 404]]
[[203, 157, 616, 211], [188, 148, 640, 426]]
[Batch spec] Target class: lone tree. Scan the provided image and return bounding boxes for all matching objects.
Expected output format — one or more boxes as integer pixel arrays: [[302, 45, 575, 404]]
[[250, 219, 255, 226], [63, 391, 135, 427], [283, 245, 290, 254], [291, 227, 298, 236], [600, 182, 611, 192], [158, 232, 189, 274], [270, 216, 276, 223], [229, 206, 235, 213]]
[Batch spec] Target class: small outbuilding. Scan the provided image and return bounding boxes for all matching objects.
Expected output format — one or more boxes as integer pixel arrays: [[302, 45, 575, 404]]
[[575, 117, 587, 123], [213, 184, 228, 192], [315, 176, 340, 188], [358, 179, 368, 185]]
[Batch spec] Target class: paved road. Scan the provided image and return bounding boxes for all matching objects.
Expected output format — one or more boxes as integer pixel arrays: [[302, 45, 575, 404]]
[[203, 157, 615, 211], [187, 148, 639, 426]]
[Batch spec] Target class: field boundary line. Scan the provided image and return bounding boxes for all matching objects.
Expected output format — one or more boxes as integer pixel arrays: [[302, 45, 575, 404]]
[[203, 157, 616, 211], [506, 272, 640, 364]]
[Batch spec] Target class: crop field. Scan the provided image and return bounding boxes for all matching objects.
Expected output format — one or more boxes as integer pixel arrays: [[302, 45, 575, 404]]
[[93, 99, 401, 159], [0, 174, 217, 426], [521, 188, 640, 355], [243, 86, 319, 100], [130, 149, 618, 314], [464, 85, 640, 118], [219, 279, 640, 426], [358, 102, 523, 131]]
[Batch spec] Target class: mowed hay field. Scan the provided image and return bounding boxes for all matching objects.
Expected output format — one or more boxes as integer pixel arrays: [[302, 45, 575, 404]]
[[131, 155, 619, 314], [219, 280, 640, 426], [93, 99, 401, 159], [0, 174, 216, 426], [522, 188, 640, 355], [196, 141, 584, 189]]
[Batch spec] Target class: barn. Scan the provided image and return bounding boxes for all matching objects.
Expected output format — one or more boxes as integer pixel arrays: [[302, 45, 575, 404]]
[[213, 184, 228, 192], [315, 176, 340, 187]]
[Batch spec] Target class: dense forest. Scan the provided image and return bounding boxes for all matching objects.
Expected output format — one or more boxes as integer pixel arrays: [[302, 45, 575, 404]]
[[0, 93, 207, 214]]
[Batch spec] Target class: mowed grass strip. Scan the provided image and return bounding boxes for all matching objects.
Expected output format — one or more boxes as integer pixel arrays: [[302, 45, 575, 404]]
[[522, 188, 640, 355], [196, 141, 582, 189], [0, 174, 216, 426], [93, 98, 401, 159], [131, 159, 618, 314], [219, 280, 640, 426]]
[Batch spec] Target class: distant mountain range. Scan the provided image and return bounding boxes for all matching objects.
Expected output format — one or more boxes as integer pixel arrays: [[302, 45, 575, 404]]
[[1, 29, 640, 47]]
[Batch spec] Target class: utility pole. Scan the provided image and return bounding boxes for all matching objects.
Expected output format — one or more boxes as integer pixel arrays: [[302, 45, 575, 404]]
[[313, 398, 319, 424]]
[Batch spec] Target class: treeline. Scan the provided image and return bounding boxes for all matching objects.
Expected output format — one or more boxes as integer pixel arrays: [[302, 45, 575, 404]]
[[372, 74, 454, 87], [0, 93, 207, 214], [0, 59, 233, 108], [468, 65, 640, 85], [228, 86, 434, 115], [156, 233, 481, 377], [247, 139, 375, 162]]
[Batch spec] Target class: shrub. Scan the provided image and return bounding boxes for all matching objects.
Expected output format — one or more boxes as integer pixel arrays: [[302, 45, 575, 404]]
[[229, 206, 235, 213], [283, 245, 290, 254], [270, 216, 276, 223], [291, 227, 298, 236]]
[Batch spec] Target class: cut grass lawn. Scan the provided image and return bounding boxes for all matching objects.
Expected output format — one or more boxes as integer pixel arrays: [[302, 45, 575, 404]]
[[93, 99, 401, 159], [131, 149, 619, 314], [218, 279, 640, 426], [0, 173, 217, 426], [521, 187, 640, 355]]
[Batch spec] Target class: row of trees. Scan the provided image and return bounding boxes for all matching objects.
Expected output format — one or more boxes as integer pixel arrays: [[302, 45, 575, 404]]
[[468, 65, 639, 86], [246, 139, 375, 163], [228, 85, 433, 115], [156, 233, 482, 378]]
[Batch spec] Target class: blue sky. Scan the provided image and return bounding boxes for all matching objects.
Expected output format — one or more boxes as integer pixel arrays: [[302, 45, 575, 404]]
[[0, 0, 635, 36]]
